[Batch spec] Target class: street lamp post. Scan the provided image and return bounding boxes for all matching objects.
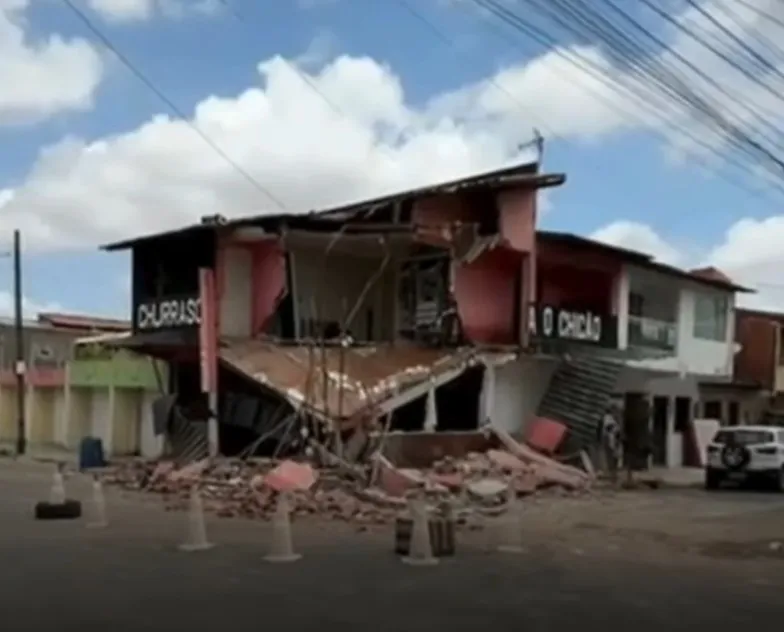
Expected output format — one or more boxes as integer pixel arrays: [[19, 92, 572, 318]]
[[2, 232, 25, 455], [13, 230, 25, 456]]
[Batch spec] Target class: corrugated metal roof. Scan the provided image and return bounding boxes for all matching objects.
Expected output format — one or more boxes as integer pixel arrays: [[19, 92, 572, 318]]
[[219, 339, 481, 424], [74, 331, 133, 346], [38, 312, 130, 332]]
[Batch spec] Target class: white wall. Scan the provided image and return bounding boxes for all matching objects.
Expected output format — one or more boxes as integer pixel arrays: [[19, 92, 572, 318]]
[[139, 391, 164, 459], [219, 246, 253, 338], [489, 356, 558, 435], [90, 389, 112, 453], [292, 249, 396, 341], [621, 264, 735, 377]]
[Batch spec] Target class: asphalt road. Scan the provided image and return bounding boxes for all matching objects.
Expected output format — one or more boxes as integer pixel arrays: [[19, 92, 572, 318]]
[[1, 459, 783, 631]]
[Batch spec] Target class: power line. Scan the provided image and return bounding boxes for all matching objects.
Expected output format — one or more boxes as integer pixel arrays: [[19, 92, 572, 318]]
[[472, 0, 784, 199], [59, 0, 288, 211], [394, 0, 555, 143], [465, 0, 784, 200]]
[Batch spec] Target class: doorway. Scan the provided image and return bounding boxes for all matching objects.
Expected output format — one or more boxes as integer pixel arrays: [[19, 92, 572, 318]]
[[728, 401, 740, 426], [651, 396, 669, 466]]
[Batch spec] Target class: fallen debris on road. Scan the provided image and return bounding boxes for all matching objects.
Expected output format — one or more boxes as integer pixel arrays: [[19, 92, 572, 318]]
[[103, 428, 595, 529]]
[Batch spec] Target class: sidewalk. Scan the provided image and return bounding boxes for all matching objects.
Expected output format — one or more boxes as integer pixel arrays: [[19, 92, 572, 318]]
[[649, 467, 704, 488], [0, 443, 78, 465]]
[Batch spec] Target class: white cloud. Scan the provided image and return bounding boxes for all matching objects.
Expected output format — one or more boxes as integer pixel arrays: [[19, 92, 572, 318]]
[[589, 216, 784, 311], [0, 0, 104, 124], [87, 0, 220, 22], [590, 221, 683, 265], [3, 0, 784, 312], [0, 291, 62, 319]]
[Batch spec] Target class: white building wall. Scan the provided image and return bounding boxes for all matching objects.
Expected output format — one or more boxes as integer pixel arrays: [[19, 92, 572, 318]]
[[490, 356, 558, 435], [139, 391, 164, 459], [219, 246, 253, 338], [621, 264, 735, 377]]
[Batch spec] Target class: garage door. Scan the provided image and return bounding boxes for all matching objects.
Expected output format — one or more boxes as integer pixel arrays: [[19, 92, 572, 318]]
[[66, 387, 93, 449], [0, 385, 16, 441], [30, 387, 56, 445]]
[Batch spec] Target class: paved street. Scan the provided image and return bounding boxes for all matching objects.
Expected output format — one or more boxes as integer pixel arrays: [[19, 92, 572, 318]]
[[1, 459, 784, 631]]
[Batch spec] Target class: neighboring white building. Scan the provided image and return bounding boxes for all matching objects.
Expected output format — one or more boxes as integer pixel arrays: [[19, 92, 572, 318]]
[[613, 262, 754, 469]]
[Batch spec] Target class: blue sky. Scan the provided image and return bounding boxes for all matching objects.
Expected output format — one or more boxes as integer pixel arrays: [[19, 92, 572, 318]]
[[1, 0, 783, 318]]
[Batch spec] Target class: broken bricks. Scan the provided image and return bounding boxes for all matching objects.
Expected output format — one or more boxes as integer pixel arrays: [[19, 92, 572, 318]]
[[103, 433, 593, 531]]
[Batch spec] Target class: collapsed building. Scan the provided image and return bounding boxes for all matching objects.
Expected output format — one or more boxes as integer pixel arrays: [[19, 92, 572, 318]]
[[102, 162, 570, 463], [101, 159, 751, 471]]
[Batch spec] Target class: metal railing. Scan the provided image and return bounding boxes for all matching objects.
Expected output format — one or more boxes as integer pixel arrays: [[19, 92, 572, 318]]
[[627, 315, 677, 351]]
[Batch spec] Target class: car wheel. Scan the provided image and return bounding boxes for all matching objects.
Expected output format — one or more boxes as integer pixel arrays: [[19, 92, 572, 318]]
[[705, 470, 722, 490], [34, 499, 82, 521]]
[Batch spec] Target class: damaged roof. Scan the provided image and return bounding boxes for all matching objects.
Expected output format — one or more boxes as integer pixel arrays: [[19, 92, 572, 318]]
[[219, 339, 482, 425], [102, 161, 565, 252]]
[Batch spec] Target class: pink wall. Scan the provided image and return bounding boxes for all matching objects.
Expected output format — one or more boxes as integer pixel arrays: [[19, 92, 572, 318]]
[[537, 240, 622, 315], [412, 187, 540, 346], [216, 237, 287, 338], [498, 189, 536, 253], [498, 189, 537, 345], [250, 240, 286, 336], [453, 247, 521, 345], [412, 194, 480, 226], [0, 368, 65, 388]]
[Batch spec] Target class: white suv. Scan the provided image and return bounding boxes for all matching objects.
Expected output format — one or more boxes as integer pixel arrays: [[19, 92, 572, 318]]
[[705, 425, 784, 491]]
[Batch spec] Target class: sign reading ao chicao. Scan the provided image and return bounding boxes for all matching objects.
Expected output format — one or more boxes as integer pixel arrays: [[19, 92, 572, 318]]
[[136, 296, 201, 331], [528, 304, 613, 346]]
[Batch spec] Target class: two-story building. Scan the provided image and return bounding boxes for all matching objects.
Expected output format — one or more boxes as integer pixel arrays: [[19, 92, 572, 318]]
[[101, 160, 751, 470], [733, 307, 784, 426], [529, 232, 754, 468], [102, 161, 567, 460], [0, 312, 129, 449]]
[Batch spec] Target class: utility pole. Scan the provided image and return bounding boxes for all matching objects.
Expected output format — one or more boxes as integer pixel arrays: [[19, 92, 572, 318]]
[[13, 230, 25, 456]]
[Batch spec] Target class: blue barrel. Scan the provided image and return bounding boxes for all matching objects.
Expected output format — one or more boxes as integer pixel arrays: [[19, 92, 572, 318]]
[[79, 437, 106, 471]]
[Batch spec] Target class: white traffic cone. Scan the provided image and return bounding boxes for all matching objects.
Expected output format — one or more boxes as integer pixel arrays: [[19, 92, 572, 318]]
[[264, 492, 301, 563], [49, 465, 66, 505], [86, 475, 108, 529], [178, 487, 213, 552], [496, 485, 525, 554], [402, 493, 438, 566]]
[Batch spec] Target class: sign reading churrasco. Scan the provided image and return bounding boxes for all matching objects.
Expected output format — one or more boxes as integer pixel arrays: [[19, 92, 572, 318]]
[[136, 297, 201, 331]]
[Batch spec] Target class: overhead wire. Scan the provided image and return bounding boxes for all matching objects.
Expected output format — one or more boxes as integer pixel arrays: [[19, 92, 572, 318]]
[[465, 0, 784, 200], [713, 0, 784, 77], [471, 0, 784, 198], [58, 0, 288, 211]]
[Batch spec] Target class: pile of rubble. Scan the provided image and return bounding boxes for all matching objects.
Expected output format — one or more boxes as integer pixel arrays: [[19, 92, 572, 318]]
[[103, 429, 594, 529]]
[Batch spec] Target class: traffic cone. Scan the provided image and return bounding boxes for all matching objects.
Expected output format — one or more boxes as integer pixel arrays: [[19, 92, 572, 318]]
[[86, 475, 108, 529], [264, 492, 301, 563], [402, 493, 438, 566], [178, 487, 213, 552], [49, 464, 66, 505], [496, 485, 525, 554]]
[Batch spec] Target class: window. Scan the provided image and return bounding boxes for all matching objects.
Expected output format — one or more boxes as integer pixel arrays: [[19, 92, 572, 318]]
[[693, 292, 728, 341], [713, 429, 774, 445], [702, 400, 723, 421]]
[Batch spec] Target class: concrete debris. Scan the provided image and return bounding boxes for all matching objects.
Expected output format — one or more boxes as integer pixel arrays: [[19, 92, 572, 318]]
[[104, 435, 592, 530]]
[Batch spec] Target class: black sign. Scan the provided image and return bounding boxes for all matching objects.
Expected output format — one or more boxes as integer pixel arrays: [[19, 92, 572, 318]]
[[136, 296, 201, 331], [528, 305, 617, 348]]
